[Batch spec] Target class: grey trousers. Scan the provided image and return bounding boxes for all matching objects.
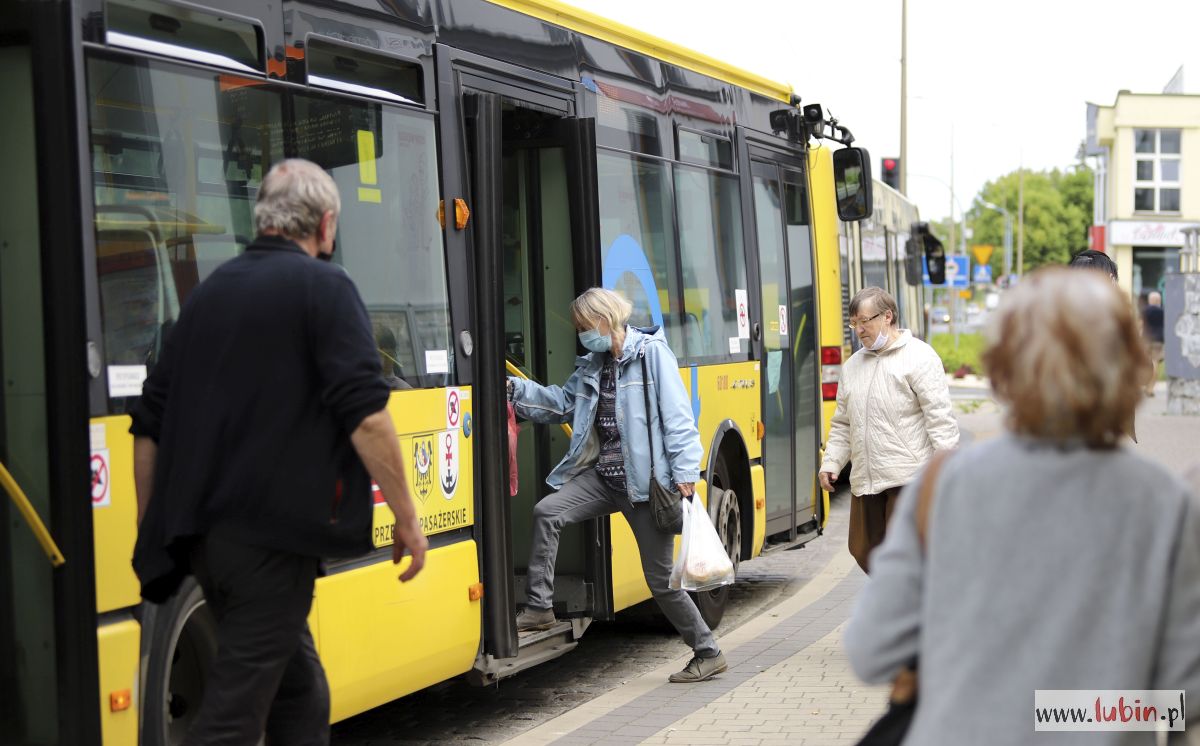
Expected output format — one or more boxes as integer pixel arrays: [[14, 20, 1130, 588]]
[[525, 468, 720, 658]]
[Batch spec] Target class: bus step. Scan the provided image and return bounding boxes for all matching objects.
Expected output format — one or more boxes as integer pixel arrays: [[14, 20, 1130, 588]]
[[517, 619, 575, 646], [467, 617, 590, 686]]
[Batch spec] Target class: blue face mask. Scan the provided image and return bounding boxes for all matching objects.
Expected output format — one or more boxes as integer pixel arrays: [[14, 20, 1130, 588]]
[[578, 328, 612, 353]]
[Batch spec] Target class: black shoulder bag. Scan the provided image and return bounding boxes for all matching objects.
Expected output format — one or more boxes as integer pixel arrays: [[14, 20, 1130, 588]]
[[640, 353, 684, 535]]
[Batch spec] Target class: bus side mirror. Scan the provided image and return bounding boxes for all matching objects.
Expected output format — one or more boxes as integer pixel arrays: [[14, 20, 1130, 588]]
[[833, 147, 873, 221], [912, 222, 946, 285]]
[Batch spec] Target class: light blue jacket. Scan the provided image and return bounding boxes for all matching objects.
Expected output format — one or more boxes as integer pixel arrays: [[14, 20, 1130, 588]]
[[509, 325, 702, 504]]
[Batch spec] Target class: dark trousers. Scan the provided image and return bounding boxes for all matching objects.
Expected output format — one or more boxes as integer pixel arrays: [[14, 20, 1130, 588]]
[[848, 487, 903, 574], [186, 532, 328, 746]]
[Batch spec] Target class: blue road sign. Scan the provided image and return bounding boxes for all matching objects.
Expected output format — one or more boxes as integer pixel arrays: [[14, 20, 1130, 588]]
[[973, 264, 993, 284], [922, 256, 970, 288]]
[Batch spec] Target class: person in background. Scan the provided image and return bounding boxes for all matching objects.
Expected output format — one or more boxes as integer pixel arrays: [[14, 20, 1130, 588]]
[[845, 268, 1198, 744], [1068, 248, 1118, 280], [1143, 290, 1165, 396], [376, 326, 412, 390], [1068, 248, 1140, 440], [132, 159, 427, 745], [507, 287, 726, 684], [818, 287, 958, 573]]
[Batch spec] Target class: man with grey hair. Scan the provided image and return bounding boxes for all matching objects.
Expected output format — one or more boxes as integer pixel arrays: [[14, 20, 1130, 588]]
[[131, 158, 427, 744]]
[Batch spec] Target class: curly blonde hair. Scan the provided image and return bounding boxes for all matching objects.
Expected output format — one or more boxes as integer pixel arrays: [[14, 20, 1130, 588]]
[[982, 267, 1150, 447]]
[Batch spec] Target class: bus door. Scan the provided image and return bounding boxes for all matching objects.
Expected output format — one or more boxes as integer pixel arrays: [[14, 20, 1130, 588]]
[[743, 145, 822, 542], [0, 8, 100, 743], [437, 45, 605, 676]]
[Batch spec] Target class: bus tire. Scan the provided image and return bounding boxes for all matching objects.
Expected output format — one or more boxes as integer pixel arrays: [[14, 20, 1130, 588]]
[[141, 576, 217, 746], [690, 455, 741, 629]]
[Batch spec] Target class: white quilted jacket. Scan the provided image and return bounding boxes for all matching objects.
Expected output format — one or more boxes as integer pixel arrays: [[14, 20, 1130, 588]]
[[820, 330, 959, 496]]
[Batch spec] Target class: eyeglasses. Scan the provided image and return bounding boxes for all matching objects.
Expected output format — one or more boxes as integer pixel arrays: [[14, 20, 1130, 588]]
[[847, 312, 883, 330]]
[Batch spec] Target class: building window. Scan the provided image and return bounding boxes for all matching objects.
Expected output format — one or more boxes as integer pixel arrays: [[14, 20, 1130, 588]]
[[1133, 128, 1181, 213]]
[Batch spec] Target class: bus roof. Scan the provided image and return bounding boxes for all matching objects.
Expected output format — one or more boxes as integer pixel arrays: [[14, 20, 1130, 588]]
[[485, 0, 794, 103]]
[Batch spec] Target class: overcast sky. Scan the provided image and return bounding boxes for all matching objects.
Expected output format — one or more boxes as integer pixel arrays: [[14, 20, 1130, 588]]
[[566, 0, 1200, 224]]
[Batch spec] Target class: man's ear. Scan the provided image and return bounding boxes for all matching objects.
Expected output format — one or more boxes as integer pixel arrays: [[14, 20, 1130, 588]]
[[319, 210, 337, 242]]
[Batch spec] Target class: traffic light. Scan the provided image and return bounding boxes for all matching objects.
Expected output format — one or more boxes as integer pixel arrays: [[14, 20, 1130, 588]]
[[881, 157, 900, 191]]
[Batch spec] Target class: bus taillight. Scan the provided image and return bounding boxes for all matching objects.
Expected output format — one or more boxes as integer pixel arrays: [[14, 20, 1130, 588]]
[[821, 346, 841, 401]]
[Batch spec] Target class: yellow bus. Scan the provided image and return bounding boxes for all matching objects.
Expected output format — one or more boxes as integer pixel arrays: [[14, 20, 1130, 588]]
[[0, 0, 873, 743]]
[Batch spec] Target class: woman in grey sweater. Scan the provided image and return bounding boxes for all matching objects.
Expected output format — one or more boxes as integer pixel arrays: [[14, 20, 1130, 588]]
[[845, 268, 1200, 744]]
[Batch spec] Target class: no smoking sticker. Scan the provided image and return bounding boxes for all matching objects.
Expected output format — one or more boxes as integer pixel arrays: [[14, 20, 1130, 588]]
[[735, 289, 750, 339], [90, 449, 110, 508], [446, 388, 461, 429]]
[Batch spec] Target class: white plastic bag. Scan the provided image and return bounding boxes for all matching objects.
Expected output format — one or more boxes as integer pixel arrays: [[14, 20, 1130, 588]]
[[669, 498, 735, 592]]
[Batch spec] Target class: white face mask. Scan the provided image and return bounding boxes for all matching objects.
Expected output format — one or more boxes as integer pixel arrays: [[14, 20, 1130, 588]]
[[868, 323, 891, 351]]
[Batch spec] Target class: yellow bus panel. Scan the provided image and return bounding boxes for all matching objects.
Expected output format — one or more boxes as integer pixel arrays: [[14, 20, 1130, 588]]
[[750, 465, 766, 557], [97, 619, 140, 746], [609, 511, 650, 611], [316, 539, 481, 723], [809, 146, 845, 447], [90, 416, 141, 614], [689, 361, 761, 464]]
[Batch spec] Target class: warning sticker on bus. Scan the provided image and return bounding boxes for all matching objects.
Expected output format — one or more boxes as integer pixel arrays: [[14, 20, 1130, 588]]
[[90, 449, 111, 508]]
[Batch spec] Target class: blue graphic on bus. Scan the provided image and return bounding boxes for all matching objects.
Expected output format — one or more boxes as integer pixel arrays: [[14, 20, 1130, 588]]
[[602, 234, 698, 424], [690, 366, 701, 425], [602, 234, 665, 329]]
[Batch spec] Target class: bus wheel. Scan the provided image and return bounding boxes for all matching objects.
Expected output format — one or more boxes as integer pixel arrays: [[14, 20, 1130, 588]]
[[142, 577, 217, 746], [690, 456, 741, 629]]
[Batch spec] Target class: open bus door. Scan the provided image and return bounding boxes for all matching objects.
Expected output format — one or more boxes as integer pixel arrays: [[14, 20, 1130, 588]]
[[0, 4, 101, 743], [438, 45, 607, 684]]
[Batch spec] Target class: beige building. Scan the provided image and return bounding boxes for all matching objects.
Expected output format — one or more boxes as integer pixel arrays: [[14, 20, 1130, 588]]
[[1086, 90, 1200, 298]]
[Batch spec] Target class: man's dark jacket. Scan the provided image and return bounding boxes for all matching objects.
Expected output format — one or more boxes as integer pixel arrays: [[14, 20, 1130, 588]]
[[131, 236, 388, 602]]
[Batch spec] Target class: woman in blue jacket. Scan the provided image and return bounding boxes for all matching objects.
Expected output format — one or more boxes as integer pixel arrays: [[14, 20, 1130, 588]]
[[508, 287, 726, 683]]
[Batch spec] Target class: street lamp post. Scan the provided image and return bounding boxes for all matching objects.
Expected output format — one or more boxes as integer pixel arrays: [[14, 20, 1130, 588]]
[[978, 199, 1013, 280]]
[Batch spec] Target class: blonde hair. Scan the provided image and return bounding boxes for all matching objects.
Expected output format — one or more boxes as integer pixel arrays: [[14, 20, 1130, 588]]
[[982, 267, 1149, 447], [570, 288, 633, 331], [254, 159, 341, 238]]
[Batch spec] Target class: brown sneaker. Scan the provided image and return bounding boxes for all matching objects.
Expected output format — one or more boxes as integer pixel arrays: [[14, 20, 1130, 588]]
[[516, 606, 556, 632], [669, 652, 728, 683]]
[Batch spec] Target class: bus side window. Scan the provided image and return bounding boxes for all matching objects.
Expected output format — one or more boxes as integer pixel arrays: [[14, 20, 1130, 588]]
[[674, 164, 747, 361], [97, 228, 169, 370]]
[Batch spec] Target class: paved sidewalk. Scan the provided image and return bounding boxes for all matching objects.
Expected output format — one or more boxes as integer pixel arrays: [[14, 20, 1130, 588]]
[[504, 548, 887, 745]]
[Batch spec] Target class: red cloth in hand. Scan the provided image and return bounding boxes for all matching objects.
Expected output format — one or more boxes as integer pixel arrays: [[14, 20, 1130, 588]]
[[507, 402, 520, 497]]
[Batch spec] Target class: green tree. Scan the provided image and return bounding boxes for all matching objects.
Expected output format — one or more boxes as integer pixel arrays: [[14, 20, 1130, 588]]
[[966, 165, 1093, 278]]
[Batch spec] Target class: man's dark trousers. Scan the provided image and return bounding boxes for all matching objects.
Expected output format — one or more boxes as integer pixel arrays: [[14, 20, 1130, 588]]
[[185, 530, 329, 745]]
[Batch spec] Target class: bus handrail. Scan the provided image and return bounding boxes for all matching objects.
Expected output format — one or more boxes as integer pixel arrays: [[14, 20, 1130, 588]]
[[504, 359, 572, 438], [0, 461, 66, 567]]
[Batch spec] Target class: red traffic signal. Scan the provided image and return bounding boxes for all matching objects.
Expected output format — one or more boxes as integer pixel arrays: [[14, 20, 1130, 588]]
[[881, 157, 900, 190]]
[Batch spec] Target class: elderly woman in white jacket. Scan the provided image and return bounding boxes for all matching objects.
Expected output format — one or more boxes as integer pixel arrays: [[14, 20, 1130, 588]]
[[818, 287, 958, 573]]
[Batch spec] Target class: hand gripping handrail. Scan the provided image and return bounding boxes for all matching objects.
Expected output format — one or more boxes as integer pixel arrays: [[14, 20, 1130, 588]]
[[0, 461, 65, 567], [504, 358, 572, 438]]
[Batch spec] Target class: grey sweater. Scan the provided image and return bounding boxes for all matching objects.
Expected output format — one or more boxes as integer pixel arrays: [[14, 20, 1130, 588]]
[[845, 433, 1200, 744]]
